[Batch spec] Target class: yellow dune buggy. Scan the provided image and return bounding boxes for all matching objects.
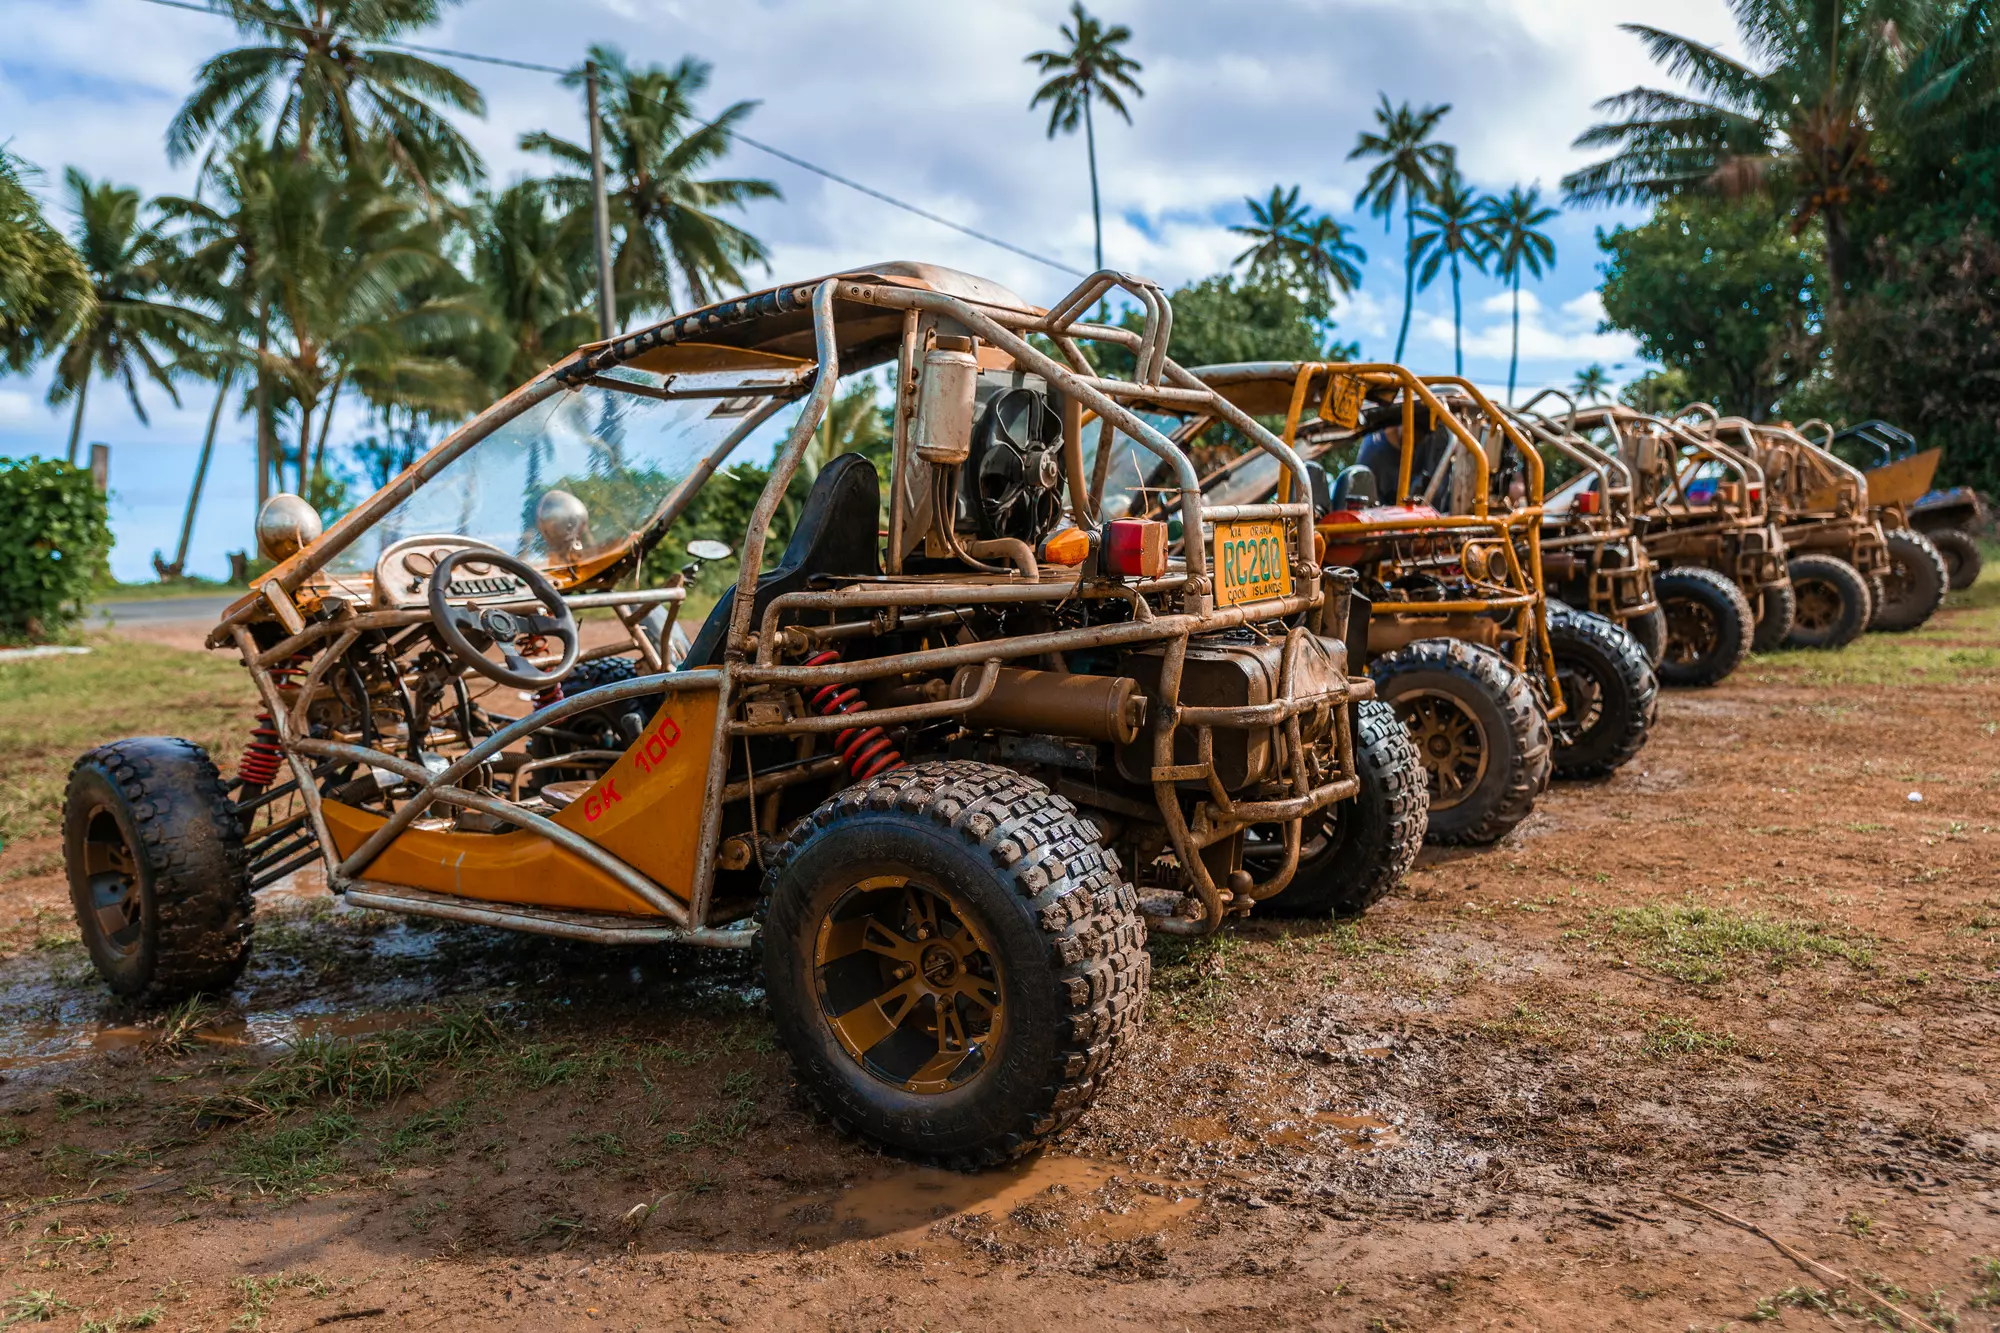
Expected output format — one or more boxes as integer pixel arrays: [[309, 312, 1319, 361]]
[[61, 263, 1426, 1167]]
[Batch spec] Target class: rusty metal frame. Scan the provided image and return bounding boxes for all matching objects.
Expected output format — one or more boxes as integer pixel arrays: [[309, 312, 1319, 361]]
[[212, 267, 1376, 944]]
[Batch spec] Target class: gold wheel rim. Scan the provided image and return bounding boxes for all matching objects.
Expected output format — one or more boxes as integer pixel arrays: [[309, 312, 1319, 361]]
[[81, 806, 142, 959], [1398, 690, 1489, 812], [1794, 579, 1842, 631], [812, 875, 1004, 1095], [1664, 597, 1720, 663]]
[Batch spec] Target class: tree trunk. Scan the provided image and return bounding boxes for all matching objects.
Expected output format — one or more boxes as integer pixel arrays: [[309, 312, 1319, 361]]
[[310, 373, 343, 490], [1450, 253, 1463, 377], [1085, 97, 1103, 273], [65, 372, 91, 464], [1508, 274, 1522, 406], [174, 369, 233, 575], [1823, 203, 1850, 308], [294, 386, 316, 497], [255, 311, 272, 514], [1394, 203, 1417, 362]]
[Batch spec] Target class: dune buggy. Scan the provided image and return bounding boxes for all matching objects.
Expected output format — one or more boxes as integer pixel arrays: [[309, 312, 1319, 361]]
[[1692, 411, 1898, 648], [1094, 361, 1657, 844], [1816, 410, 1984, 588], [61, 263, 1426, 1167], [1801, 417, 1973, 611], [1568, 404, 1781, 685]]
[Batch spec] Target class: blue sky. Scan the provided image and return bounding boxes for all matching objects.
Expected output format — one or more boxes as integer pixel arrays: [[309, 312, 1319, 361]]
[[0, 0, 1738, 579]]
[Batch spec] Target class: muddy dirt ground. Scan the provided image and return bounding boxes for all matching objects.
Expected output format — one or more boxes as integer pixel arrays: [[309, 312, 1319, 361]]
[[0, 579, 1996, 1332]]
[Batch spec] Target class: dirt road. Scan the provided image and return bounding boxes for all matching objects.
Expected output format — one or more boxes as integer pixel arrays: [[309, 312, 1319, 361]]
[[1, 578, 1995, 1331]]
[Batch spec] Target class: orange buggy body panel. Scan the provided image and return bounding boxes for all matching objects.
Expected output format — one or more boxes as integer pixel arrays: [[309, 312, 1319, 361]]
[[1864, 447, 1943, 510], [321, 684, 720, 914]]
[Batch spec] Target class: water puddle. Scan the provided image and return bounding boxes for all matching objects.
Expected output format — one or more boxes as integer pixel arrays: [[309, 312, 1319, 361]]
[[776, 1155, 1198, 1244]]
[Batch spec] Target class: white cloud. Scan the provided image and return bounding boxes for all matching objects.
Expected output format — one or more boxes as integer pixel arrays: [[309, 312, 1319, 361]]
[[2, 0, 1715, 567]]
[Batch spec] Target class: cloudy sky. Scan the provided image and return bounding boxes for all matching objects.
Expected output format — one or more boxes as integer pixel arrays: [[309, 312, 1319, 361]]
[[1, 0, 1735, 578]]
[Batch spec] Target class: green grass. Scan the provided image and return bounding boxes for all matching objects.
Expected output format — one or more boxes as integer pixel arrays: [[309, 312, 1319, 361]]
[[204, 1011, 497, 1122], [0, 636, 261, 843], [225, 1113, 358, 1196], [1749, 550, 2000, 686], [1642, 1014, 1742, 1059], [1597, 898, 1874, 985]]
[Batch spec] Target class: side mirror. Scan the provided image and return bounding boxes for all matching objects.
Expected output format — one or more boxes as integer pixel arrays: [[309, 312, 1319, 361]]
[[685, 539, 733, 563]]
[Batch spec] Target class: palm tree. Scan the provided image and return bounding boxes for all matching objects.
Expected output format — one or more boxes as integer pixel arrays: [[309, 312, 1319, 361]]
[[1571, 364, 1612, 403], [1349, 96, 1454, 362], [1300, 216, 1368, 303], [0, 150, 91, 375], [468, 180, 597, 390], [1227, 187, 1367, 306], [1027, 2, 1144, 272], [250, 155, 484, 496], [1559, 0, 1924, 302], [1408, 167, 1492, 376], [166, 0, 486, 193], [48, 171, 199, 463], [522, 46, 778, 321], [1482, 185, 1559, 405]]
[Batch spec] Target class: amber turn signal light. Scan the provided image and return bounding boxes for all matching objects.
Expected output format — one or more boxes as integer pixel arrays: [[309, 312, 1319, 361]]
[[1040, 526, 1093, 567]]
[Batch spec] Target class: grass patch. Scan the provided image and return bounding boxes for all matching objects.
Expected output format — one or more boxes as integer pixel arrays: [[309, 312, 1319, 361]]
[[1596, 898, 1874, 985], [1642, 1015, 1742, 1059], [0, 636, 261, 843], [2, 1289, 78, 1324], [1146, 932, 1247, 1028], [225, 1112, 358, 1195], [229, 1270, 330, 1329], [1750, 556, 2000, 687], [202, 1010, 497, 1122], [379, 1098, 470, 1163]]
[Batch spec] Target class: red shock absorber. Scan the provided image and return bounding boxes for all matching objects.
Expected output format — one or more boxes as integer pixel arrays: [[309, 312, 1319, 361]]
[[238, 655, 306, 789], [804, 650, 903, 780]]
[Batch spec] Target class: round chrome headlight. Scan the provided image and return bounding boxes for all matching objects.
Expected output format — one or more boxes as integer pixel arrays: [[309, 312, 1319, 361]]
[[255, 493, 323, 562]]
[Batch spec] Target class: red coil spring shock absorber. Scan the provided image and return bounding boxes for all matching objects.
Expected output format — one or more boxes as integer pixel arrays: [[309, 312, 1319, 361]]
[[238, 655, 307, 789], [803, 650, 903, 780]]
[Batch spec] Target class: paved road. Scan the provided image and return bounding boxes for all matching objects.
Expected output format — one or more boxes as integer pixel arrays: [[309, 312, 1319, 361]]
[[89, 595, 238, 626]]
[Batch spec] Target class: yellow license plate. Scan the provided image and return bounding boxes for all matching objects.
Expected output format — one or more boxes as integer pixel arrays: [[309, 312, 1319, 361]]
[[1214, 520, 1293, 608]]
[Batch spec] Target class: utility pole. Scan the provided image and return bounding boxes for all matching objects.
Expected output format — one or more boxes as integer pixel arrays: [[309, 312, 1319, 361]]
[[586, 61, 617, 340]]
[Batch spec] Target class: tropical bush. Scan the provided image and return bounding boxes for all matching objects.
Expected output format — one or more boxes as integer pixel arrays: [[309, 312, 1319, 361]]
[[0, 457, 113, 642]]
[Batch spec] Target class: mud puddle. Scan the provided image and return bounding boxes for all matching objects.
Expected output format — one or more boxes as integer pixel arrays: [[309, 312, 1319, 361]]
[[775, 1154, 1201, 1244]]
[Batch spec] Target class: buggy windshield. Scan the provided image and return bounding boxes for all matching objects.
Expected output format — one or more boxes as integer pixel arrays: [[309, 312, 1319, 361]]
[[326, 366, 796, 576]]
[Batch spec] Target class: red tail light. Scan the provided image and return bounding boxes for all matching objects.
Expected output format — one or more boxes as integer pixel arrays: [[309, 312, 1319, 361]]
[[1576, 491, 1600, 515]]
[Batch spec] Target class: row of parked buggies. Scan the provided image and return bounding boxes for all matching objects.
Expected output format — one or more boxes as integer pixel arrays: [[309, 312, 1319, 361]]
[[58, 263, 1987, 1169]]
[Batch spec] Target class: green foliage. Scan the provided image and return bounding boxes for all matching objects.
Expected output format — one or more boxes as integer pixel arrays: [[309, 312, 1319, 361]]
[[1103, 274, 1349, 377], [0, 150, 91, 372], [1618, 366, 1692, 414], [0, 457, 113, 642], [1597, 198, 1823, 419], [1828, 223, 2000, 494]]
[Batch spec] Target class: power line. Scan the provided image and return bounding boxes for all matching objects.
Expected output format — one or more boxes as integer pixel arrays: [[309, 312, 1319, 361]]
[[132, 0, 1087, 276]]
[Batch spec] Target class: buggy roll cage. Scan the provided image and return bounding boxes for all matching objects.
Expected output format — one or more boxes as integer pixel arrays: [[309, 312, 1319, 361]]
[[200, 266, 1370, 942], [1181, 361, 1567, 715]]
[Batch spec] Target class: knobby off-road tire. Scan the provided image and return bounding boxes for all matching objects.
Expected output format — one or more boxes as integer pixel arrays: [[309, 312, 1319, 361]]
[[1751, 581, 1796, 654], [1871, 529, 1947, 632], [63, 738, 252, 1004], [1654, 566, 1753, 687], [1785, 554, 1872, 649], [1924, 526, 1983, 592], [1370, 638, 1550, 847], [1626, 606, 1668, 666], [1252, 699, 1429, 919], [1547, 607, 1658, 780], [761, 761, 1147, 1168]]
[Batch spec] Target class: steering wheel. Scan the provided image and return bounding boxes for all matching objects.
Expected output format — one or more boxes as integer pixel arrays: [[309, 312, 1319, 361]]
[[426, 548, 579, 690]]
